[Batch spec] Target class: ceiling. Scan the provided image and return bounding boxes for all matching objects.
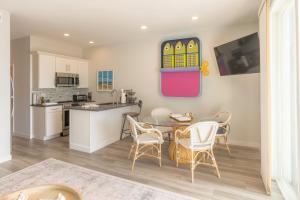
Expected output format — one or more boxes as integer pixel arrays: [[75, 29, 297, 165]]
[[0, 0, 260, 47]]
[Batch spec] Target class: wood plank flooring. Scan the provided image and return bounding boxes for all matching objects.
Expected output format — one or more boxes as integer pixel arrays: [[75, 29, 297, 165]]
[[0, 137, 283, 200]]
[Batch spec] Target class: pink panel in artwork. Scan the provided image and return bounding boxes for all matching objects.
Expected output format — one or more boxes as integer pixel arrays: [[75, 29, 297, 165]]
[[161, 71, 200, 97]]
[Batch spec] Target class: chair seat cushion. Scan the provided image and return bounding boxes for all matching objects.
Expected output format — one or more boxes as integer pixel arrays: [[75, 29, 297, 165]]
[[217, 128, 226, 135], [123, 112, 139, 117], [137, 133, 164, 144], [178, 138, 211, 150]]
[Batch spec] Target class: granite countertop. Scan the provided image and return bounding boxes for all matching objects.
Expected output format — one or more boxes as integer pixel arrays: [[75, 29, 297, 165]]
[[69, 102, 138, 112], [31, 103, 63, 107]]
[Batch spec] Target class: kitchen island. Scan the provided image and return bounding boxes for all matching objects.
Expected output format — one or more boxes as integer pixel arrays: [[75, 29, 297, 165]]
[[69, 103, 138, 153]]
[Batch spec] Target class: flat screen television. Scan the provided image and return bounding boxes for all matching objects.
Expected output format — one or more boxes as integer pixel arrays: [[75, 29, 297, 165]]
[[214, 33, 260, 76]]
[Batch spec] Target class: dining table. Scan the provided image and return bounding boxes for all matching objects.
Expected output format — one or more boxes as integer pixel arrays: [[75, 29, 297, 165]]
[[142, 114, 220, 164]]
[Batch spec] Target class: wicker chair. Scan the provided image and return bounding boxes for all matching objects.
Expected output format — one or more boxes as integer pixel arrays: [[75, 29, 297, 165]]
[[120, 100, 143, 140], [214, 111, 232, 155], [127, 115, 164, 171], [151, 107, 173, 141], [175, 121, 220, 182]]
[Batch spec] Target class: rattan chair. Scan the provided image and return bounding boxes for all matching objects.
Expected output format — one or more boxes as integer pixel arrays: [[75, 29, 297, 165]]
[[127, 115, 164, 171], [151, 107, 173, 141], [175, 121, 220, 182], [120, 100, 143, 140], [214, 111, 232, 155]]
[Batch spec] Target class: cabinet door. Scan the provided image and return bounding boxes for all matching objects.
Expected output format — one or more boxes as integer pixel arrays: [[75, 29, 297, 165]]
[[45, 107, 62, 136], [55, 57, 78, 74], [69, 59, 78, 74], [55, 57, 68, 73], [38, 54, 56, 88], [78, 61, 89, 88]]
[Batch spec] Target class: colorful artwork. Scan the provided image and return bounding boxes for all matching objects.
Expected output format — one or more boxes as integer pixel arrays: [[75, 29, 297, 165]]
[[187, 40, 199, 67], [160, 37, 202, 97], [97, 69, 114, 91], [163, 43, 174, 68], [174, 41, 186, 67]]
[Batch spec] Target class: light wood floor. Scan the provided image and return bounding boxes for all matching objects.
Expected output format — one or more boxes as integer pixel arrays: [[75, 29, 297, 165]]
[[0, 136, 283, 200]]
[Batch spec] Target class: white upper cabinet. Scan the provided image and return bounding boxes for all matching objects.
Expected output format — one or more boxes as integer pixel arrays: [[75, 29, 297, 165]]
[[78, 61, 89, 88], [32, 53, 56, 89], [32, 51, 88, 89], [55, 57, 78, 74]]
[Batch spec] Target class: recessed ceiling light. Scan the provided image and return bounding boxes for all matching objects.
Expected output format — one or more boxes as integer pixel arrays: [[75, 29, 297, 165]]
[[89, 41, 94, 44], [140, 25, 148, 30], [192, 16, 199, 21], [64, 33, 70, 37]]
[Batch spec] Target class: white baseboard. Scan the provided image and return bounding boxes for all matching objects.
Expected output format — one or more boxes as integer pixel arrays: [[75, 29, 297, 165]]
[[276, 179, 298, 200], [228, 139, 260, 149], [70, 143, 91, 153], [0, 154, 12, 163], [13, 131, 32, 139]]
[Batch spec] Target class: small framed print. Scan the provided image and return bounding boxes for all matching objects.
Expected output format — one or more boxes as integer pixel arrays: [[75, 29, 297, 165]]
[[97, 69, 114, 91]]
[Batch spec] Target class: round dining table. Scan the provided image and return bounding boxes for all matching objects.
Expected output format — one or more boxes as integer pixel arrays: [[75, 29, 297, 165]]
[[142, 115, 218, 164]]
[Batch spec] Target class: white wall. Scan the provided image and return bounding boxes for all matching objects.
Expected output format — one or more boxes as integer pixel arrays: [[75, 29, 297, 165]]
[[11, 37, 31, 138], [0, 10, 11, 162], [30, 35, 82, 57], [10, 35, 84, 139], [83, 22, 261, 148]]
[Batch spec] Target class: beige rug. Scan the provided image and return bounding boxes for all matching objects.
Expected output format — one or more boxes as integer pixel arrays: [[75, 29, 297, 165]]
[[0, 158, 197, 200]]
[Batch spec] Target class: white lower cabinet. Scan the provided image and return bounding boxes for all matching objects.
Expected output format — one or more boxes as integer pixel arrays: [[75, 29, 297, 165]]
[[32, 106, 63, 140]]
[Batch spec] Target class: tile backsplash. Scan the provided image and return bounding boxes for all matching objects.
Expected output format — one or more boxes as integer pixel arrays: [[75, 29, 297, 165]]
[[33, 88, 89, 103]]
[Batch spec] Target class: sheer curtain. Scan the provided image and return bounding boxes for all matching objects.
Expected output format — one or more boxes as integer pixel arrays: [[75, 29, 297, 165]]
[[270, 0, 299, 199]]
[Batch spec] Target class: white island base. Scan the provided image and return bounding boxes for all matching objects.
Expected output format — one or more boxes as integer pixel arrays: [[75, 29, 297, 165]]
[[69, 104, 137, 153]]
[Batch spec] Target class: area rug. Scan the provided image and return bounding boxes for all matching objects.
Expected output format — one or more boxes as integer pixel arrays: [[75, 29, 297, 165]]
[[0, 158, 196, 200]]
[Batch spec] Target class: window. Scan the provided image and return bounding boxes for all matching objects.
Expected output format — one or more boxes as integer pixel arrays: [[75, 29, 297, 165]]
[[271, 0, 299, 199]]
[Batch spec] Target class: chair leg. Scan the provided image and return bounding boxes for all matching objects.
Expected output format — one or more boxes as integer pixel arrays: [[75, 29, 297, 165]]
[[191, 150, 195, 183], [120, 116, 127, 140], [168, 133, 171, 142], [128, 144, 135, 159], [131, 144, 139, 172], [176, 143, 180, 168], [210, 149, 221, 178], [158, 143, 162, 167], [224, 136, 231, 156]]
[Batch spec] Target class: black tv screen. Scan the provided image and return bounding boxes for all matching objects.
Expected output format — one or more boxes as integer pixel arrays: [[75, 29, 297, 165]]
[[214, 33, 260, 76]]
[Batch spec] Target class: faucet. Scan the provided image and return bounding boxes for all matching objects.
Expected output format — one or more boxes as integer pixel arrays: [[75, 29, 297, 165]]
[[111, 89, 119, 106]]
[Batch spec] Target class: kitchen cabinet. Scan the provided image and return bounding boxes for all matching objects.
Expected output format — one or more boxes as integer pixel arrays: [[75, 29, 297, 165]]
[[55, 57, 78, 74], [32, 105, 63, 140], [32, 53, 56, 89], [32, 51, 89, 89], [77, 61, 89, 88]]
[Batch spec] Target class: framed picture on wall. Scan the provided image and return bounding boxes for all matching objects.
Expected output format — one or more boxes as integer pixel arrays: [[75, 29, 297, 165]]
[[97, 69, 114, 91]]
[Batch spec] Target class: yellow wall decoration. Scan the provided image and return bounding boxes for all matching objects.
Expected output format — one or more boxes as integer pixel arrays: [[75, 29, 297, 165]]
[[163, 43, 175, 68], [200, 60, 209, 76], [174, 41, 186, 68], [187, 40, 199, 67]]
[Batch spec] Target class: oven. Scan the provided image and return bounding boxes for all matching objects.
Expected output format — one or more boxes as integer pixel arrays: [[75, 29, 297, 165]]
[[56, 73, 79, 87], [62, 102, 72, 136]]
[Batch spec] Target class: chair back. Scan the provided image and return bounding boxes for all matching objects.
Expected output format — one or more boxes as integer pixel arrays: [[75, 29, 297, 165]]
[[186, 121, 219, 149], [127, 115, 140, 141], [214, 111, 231, 133], [138, 100, 143, 114], [214, 111, 231, 125], [127, 115, 155, 142], [151, 107, 172, 117]]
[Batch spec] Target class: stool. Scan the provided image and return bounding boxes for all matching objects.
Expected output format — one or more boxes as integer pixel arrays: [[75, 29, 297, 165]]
[[120, 100, 143, 140]]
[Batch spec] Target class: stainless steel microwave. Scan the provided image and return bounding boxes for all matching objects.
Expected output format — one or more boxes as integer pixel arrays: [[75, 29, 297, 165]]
[[55, 73, 79, 87]]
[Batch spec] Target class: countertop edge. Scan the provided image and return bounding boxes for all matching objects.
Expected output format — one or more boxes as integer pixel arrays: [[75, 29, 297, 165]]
[[69, 103, 138, 112]]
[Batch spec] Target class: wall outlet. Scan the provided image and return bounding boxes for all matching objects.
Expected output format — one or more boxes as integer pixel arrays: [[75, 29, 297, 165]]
[[0, 13, 3, 23]]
